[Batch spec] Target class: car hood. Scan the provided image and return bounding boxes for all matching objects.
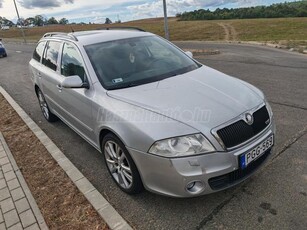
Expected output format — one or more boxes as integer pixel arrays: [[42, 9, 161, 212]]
[[107, 66, 263, 133]]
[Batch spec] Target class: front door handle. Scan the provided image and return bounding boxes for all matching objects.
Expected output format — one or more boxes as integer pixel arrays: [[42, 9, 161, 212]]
[[56, 84, 63, 91]]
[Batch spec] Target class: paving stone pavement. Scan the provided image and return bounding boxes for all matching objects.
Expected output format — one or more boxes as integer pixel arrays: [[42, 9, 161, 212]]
[[0, 133, 48, 230]]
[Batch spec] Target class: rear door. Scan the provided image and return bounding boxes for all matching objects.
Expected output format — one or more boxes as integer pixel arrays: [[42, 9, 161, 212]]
[[29, 41, 46, 87], [40, 40, 63, 114]]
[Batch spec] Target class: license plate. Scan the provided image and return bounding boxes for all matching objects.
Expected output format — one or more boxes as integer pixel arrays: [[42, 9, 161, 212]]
[[239, 135, 274, 169]]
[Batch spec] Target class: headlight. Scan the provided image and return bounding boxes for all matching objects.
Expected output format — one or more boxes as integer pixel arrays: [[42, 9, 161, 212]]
[[149, 134, 215, 157]]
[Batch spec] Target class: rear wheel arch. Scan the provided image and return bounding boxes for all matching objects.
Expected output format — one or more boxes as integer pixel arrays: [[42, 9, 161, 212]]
[[35, 87, 58, 122]]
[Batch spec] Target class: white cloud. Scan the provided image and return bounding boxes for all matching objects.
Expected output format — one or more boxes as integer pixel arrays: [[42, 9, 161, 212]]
[[18, 0, 74, 9], [0, 0, 286, 22]]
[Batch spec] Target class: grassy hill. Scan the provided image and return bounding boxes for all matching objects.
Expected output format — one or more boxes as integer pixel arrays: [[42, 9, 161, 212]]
[[1, 17, 306, 48]]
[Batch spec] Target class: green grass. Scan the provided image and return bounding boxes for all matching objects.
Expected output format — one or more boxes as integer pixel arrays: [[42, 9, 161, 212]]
[[1, 17, 306, 47], [124, 18, 225, 41], [229, 17, 307, 41]]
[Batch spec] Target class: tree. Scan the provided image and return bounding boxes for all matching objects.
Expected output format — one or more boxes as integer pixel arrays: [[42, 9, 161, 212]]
[[105, 18, 112, 24], [25, 17, 35, 26], [17, 17, 25, 26], [0, 17, 14, 26], [34, 15, 45, 26], [48, 17, 58, 25], [179, 1, 307, 21], [59, 18, 69, 25]]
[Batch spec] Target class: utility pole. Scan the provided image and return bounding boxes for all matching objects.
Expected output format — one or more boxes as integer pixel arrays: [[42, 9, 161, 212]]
[[163, 0, 169, 40], [13, 0, 27, 43]]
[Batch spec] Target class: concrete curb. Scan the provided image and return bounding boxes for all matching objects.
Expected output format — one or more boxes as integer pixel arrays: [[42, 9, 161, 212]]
[[2, 40, 37, 45], [182, 48, 220, 55], [0, 132, 49, 230], [0, 86, 133, 230], [174, 40, 307, 56]]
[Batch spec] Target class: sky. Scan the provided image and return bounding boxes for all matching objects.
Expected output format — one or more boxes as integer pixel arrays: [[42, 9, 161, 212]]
[[0, 0, 297, 23]]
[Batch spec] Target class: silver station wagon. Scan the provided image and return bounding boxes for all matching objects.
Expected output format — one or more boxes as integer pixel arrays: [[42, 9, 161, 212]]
[[29, 28, 275, 197]]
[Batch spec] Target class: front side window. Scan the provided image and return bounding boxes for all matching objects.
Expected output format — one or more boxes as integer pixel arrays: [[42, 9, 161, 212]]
[[33, 41, 46, 62], [42, 41, 61, 71], [61, 43, 85, 81], [85, 35, 200, 90]]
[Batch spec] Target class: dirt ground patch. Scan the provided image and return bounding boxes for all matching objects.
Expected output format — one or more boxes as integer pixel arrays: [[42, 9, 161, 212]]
[[0, 94, 108, 230]]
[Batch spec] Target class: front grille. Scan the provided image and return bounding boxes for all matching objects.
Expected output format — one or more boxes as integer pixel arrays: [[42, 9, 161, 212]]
[[217, 106, 270, 148], [208, 148, 271, 190]]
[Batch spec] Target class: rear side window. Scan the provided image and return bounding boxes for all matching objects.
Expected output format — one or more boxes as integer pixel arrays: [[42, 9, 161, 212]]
[[42, 41, 61, 71], [61, 43, 85, 81], [33, 42, 46, 62]]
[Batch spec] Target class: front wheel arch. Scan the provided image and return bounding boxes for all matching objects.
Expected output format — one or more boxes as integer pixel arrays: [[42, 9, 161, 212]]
[[100, 129, 144, 194]]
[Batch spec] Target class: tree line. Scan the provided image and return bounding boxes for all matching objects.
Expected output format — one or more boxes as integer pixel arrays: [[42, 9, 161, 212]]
[[177, 1, 307, 20], [0, 15, 117, 27], [0, 15, 69, 27]]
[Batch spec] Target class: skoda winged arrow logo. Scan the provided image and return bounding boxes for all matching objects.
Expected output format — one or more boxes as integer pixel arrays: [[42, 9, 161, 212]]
[[245, 113, 254, 125]]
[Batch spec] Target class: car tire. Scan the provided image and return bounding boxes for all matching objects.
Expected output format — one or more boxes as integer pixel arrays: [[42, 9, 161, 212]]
[[3, 53, 7, 57], [36, 88, 58, 122], [102, 133, 144, 194]]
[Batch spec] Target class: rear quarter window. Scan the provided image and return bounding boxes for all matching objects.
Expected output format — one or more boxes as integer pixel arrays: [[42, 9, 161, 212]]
[[42, 41, 61, 71], [33, 41, 46, 62]]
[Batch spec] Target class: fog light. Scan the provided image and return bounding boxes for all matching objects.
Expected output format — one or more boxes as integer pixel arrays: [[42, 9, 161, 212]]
[[187, 182, 195, 190], [186, 181, 205, 194]]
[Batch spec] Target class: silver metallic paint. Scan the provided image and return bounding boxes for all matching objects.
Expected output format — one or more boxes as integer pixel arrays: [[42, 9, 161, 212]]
[[29, 31, 275, 197]]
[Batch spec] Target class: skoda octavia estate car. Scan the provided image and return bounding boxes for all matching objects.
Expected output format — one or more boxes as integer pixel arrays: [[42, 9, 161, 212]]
[[29, 28, 275, 197]]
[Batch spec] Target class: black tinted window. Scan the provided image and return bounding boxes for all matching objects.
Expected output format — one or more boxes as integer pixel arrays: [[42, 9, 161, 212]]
[[42, 41, 61, 71], [61, 43, 85, 81], [33, 42, 46, 62]]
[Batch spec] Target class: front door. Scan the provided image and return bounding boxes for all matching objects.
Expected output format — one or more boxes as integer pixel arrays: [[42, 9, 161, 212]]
[[56, 42, 95, 143]]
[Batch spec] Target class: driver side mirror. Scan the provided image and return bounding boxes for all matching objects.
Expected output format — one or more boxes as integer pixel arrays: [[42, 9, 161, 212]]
[[61, 75, 89, 89], [185, 51, 193, 58]]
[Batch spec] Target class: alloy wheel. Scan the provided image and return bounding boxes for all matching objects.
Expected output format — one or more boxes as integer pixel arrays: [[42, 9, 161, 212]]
[[104, 141, 133, 189], [38, 91, 50, 120]]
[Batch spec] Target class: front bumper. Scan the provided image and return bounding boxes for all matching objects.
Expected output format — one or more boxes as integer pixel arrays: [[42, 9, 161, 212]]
[[127, 121, 275, 198]]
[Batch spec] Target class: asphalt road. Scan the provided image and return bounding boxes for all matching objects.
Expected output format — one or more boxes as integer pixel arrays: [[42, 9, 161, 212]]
[[0, 42, 306, 230]]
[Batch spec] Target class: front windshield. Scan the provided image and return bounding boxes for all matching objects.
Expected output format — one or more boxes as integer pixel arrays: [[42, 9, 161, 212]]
[[85, 35, 200, 90]]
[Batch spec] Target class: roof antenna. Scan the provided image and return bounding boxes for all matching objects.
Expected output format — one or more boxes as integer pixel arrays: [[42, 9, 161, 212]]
[[71, 26, 75, 33]]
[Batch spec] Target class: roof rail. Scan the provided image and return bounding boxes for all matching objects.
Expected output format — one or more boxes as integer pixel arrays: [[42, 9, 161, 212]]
[[97, 27, 145, 32], [43, 32, 78, 41]]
